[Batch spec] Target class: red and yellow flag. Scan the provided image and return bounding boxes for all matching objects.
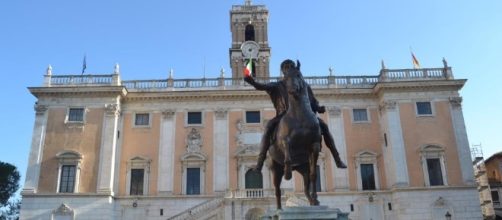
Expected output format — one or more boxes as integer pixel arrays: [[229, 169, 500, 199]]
[[243, 60, 252, 77], [411, 52, 420, 69]]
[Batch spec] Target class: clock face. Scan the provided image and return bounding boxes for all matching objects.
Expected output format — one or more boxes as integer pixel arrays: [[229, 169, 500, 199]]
[[241, 41, 260, 58]]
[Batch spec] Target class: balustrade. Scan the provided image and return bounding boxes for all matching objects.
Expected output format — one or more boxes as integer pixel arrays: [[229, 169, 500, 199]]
[[43, 67, 452, 90]]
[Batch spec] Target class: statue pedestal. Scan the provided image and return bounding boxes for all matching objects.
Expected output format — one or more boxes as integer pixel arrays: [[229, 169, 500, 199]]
[[261, 206, 349, 220]]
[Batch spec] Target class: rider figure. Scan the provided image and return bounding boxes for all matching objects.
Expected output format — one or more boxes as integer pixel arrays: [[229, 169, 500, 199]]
[[244, 59, 347, 171]]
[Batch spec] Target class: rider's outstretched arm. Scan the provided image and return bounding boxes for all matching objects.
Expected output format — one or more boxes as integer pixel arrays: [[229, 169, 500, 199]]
[[244, 76, 277, 91]]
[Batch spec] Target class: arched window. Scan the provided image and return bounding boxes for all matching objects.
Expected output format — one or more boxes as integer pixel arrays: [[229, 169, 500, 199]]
[[245, 169, 263, 189], [245, 25, 255, 41], [56, 150, 83, 193]]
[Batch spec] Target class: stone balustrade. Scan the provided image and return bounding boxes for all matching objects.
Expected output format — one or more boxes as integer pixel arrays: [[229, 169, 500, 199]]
[[167, 197, 224, 220], [225, 188, 283, 199], [41, 67, 453, 91]]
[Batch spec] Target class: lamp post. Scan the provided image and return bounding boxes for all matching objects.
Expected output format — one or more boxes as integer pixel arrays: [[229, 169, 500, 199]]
[[445, 211, 452, 220]]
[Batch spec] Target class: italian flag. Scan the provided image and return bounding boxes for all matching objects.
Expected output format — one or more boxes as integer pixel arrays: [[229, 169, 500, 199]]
[[243, 60, 252, 77]]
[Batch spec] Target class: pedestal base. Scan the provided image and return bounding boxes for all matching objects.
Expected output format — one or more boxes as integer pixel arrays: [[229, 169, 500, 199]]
[[261, 206, 349, 220]]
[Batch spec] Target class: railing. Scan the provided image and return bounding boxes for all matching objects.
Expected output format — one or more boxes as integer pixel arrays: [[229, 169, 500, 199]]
[[381, 67, 452, 81], [226, 188, 283, 198], [166, 197, 224, 220], [50, 74, 115, 86], [42, 67, 453, 90]]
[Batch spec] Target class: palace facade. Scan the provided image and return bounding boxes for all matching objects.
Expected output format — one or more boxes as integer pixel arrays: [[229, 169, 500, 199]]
[[20, 1, 482, 220]]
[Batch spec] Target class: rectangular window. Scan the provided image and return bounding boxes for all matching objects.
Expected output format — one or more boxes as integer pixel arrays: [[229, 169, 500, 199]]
[[68, 108, 84, 122], [491, 190, 500, 203], [135, 113, 150, 126], [187, 112, 202, 125], [186, 168, 201, 195], [245, 111, 260, 123], [416, 102, 432, 115], [361, 163, 376, 190], [427, 158, 444, 186], [130, 169, 145, 195], [353, 109, 368, 122], [59, 165, 76, 193]]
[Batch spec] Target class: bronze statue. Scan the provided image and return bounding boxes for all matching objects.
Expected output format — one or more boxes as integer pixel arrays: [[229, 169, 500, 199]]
[[274, 66, 322, 208], [244, 59, 347, 209], [244, 60, 346, 171]]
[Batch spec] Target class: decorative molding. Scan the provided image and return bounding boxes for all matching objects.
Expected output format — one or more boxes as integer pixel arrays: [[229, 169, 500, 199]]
[[327, 106, 341, 116], [379, 100, 397, 111], [105, 103, 120, 116], [52, 203, 74, 216], [162, 109, 176, 119], [186, 128, 202, 153], [34, 103, 48, 115], [449, 97, 462, 108], [433, 197, 447, 207], [215, 108, 228, 119]]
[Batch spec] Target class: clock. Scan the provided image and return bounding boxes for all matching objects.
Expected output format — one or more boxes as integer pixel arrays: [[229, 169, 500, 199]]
[[241, 41, 260, 59]]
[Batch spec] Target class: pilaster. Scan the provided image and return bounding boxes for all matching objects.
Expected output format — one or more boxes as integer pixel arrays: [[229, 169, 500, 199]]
[[380, 100, 409, 188], [96, 103, 120, 194], [22, 103, 49, 194], [213, 108, 229, 192], [158, 109, 176, 195], [449, 97, 475, 185], [327, 106, 349, 191]]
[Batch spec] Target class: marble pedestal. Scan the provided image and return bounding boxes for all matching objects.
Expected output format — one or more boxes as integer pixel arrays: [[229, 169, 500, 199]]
[[261, 206, 349, 220]]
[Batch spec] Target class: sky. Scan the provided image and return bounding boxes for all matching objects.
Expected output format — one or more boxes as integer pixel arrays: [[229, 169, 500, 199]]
[[0, 0, 501, 192]]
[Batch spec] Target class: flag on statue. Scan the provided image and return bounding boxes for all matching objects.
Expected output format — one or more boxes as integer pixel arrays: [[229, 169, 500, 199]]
[[411, 52, 420, 69], [243, 60, 252, 77]]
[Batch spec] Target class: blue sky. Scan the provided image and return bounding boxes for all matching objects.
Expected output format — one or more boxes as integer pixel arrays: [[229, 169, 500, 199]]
[[0, 0, 501, 190]]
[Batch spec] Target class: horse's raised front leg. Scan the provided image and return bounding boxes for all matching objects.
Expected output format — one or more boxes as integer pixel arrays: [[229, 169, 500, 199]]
[[272, 161, 284, 210], [309, 142, 321, 206]]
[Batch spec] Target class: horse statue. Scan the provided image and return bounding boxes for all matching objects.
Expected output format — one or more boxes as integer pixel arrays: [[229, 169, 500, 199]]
[[268, 66, 322, 209]]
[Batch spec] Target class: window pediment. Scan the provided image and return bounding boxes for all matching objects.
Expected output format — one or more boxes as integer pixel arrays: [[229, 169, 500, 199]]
[[56, 150, 83, 160]]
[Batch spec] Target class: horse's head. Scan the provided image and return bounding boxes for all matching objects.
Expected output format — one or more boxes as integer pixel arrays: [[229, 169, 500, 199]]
[[283, 67, 304, 98]]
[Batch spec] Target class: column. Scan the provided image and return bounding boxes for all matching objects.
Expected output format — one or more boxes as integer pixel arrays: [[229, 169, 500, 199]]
[[213, 108, 229, 193], [449, 97, 475, 185], [158, 109, 176, 195], [22, 103, 48, 194], [380, 101, 409, 187], [96, 103, 120, 194], [327, 106, 349, 191]]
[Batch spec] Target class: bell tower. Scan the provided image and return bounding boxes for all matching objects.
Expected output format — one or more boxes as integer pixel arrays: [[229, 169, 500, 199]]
[[229, 0, 271, 78]]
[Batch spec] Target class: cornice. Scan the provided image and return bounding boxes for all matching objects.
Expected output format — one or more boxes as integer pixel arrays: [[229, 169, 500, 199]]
[[28, 86, 127, 98], [373, 79, 466, 95]]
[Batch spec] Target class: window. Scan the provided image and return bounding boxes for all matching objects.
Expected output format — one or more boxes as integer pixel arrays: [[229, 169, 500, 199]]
[[420, 145, 448, 187], [56, 151, 82, 194], [426, 158, 444, 186], [130, 169, 145, 195], [134, 113, 150, 126], [355, 151, 380, 191], [245, 169, 263, 189], [245, 24, 255, 41], [492, 190, 500, 203], [245, 111, 260, 123], [416, 102, 433, 115], [67, 107, 84, 122], [361, 164, 376, 190], [186, 168, 201, 195], [59, 165, 76, 193], [187, 112, 202, 125], [181, 152, 206, 195], [126, 156, 151, 196], [353, 109, 368, 122]]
